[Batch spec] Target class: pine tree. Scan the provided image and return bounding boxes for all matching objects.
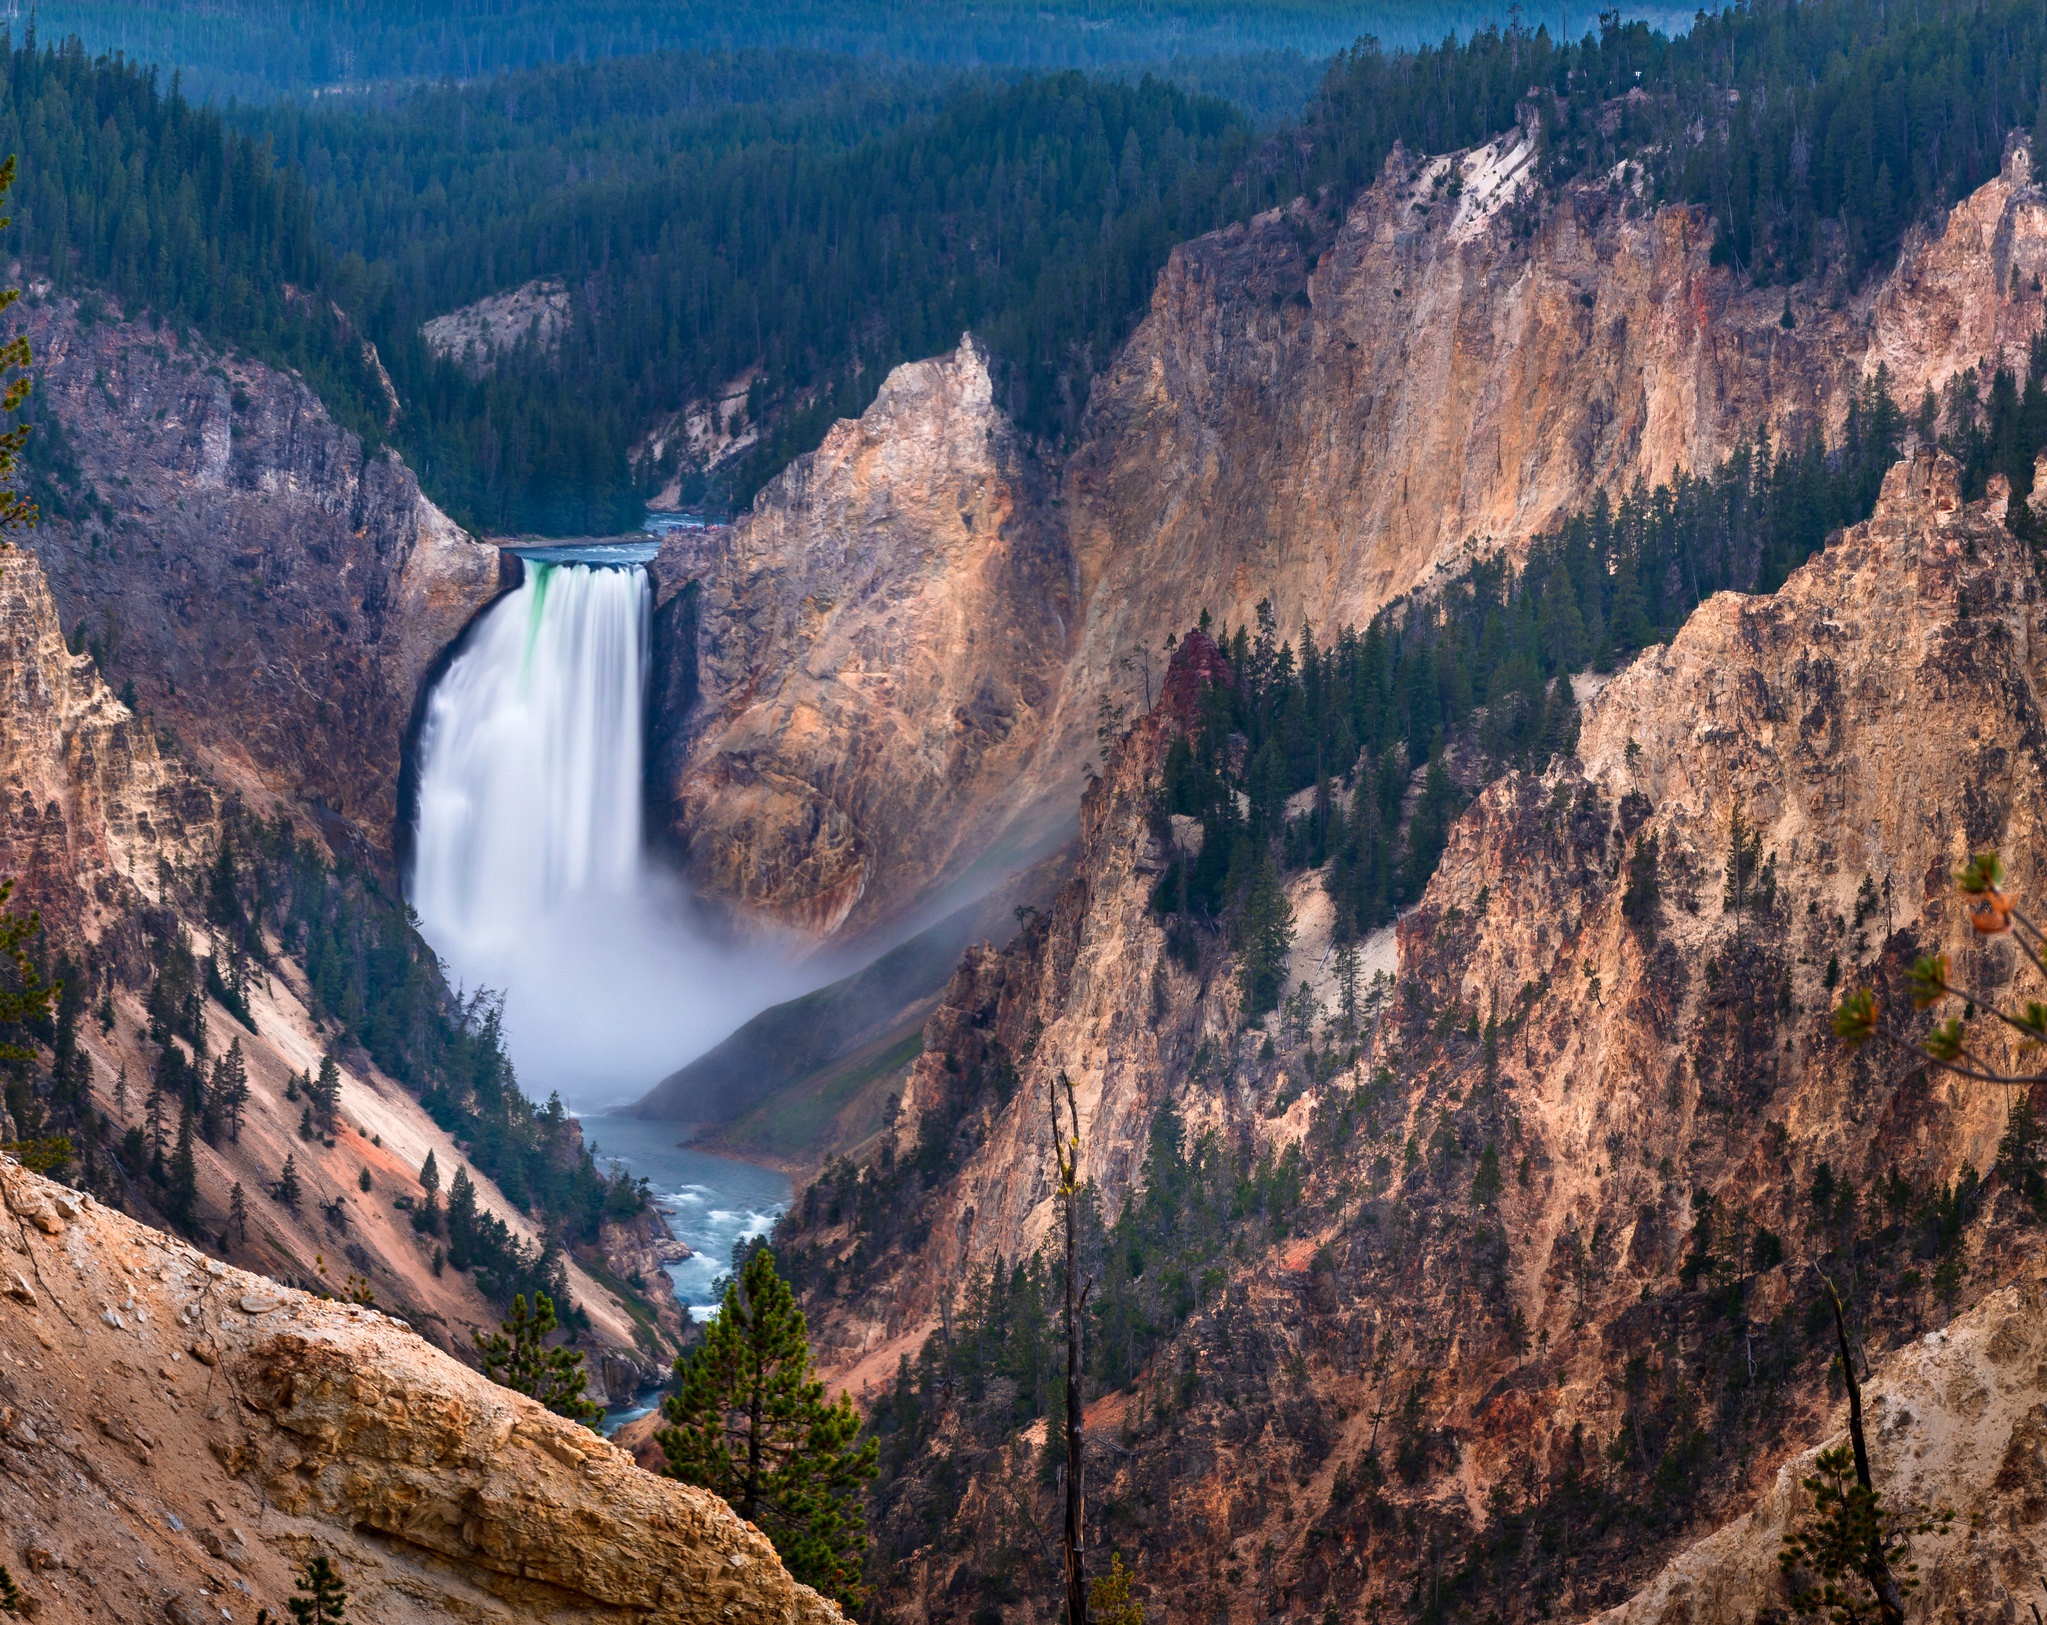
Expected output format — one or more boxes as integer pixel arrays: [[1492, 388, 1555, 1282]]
[[0, 888, 49, 1047], [445, 1165, 479, 1268], [474, 1290, 603, 1427], [1723, 803, 1764, 916], [229, 1180, 250, 1244], [419, 1148, 440, 1194], [275, 1152, 303, 1210], [206, 832, 244, 942], [1052, 1072, 1090, 1625], [48, 959, 88, 1119], [206, 1037, 249, 1144], [657, 1247, 877, 1608], [285, 1554, 347, 1624], [1332, 936, 1361, 1043], [1230, 847, 1295, 1018], [0, 155, 33, 550], [0, 1562, 21, 1613], [311, 1053, 342, 1134], [167, 1099, 199, 1230], [145, 1076, 166, 1176], [1778, 1283, 1949, 1625]]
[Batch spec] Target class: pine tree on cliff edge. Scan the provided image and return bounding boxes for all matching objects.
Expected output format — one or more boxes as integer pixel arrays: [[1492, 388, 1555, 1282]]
[[475, 1290, 602, 1429], [656, 1246, 876, 1609]]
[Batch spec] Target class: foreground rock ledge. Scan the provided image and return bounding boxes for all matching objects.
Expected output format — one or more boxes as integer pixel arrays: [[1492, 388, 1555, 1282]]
[[0, 1158, 839, 1625]]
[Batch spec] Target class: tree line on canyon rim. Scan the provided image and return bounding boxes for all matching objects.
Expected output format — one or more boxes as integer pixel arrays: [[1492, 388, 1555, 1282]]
[[25, 0, 1517, 106], [0, 0, 2042, 532]]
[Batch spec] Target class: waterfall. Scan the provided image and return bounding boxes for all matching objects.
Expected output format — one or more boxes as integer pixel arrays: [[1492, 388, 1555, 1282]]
[[410, 555, 790, 1107], [413, 561, 649, 944]]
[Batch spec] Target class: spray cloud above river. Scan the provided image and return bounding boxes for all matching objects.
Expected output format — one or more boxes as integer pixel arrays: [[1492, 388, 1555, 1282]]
[[409, 550, 798, 1110]]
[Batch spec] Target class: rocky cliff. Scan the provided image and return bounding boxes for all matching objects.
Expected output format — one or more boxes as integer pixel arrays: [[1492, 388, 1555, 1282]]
[[1029, 135, 2047, 803], [0, 542, 218, 967], [650, 334, 1074, 940], [648, 142, 2047, 945], [0, 1156, 838, 1625], [18, 294, 507, 865], [777, 451, 2047, 1622]]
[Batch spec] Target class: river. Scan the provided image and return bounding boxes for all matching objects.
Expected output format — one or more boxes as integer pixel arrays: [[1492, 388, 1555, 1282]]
[[404, 532, 801, 1430], [575, 1111, 792, 1429]]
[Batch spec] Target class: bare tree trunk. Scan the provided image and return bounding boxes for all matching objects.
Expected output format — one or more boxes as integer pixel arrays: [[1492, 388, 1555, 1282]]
[[1052, 1073, 1088, 1625], [1825, 1277, 1906, 1625]]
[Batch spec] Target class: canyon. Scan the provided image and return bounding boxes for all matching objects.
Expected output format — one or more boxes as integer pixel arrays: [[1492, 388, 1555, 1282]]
[[775, 451, 2047, 1621], [0, 535, 683, 1386], [7, 70, 2047, 1625]]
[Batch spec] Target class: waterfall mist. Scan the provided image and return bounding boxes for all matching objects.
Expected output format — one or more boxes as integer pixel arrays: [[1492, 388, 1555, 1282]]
[[409, 557, 797, 1110]]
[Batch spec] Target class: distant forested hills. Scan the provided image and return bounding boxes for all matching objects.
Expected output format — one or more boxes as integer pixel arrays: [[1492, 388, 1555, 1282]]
[[5, 0, 2047, 532], [27, 0, 1637, 102], [251, 62, 1264, 530]]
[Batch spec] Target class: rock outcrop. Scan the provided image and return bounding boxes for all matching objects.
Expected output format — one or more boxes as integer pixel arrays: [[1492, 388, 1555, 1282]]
[[650, 335, 1073, 939], [780, 453, 2047, 1621], [0, 1157, 838, 1625], [19, 295, 507, 864], [0, 542, 217, 962], [1600, 1282, 2047, 1625], [421, 277, 572, 377]]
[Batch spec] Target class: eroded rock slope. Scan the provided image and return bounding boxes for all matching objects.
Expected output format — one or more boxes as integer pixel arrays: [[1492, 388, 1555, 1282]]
[[650, 335, 1073, 940], [779, 453, 2047, 1622], [0, 542, 218, 967], [648, 143, 2047, 945], [19, 295, 506, 863], [0, 1158, 837, 1625]]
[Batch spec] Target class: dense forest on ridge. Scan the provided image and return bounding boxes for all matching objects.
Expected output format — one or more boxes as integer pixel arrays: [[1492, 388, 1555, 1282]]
[[29, 0, 1598, 101], [6, 0, 2047, 530]]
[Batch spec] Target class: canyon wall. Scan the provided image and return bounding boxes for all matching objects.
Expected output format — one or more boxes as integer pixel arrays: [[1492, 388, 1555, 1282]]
[[1028, 134, 2047, 799], [649, 335, 1075, 940], [780, 452, 2047, 1622], [18, 296, 507, 865], [650, 143, 2047, 943], [0, 1158, 836, 1625], [0, 542, 218, 966]]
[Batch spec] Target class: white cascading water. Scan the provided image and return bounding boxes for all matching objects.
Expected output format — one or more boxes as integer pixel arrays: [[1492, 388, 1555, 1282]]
[[410, 557, 792, 1107], [413, 562, 648, 939]]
